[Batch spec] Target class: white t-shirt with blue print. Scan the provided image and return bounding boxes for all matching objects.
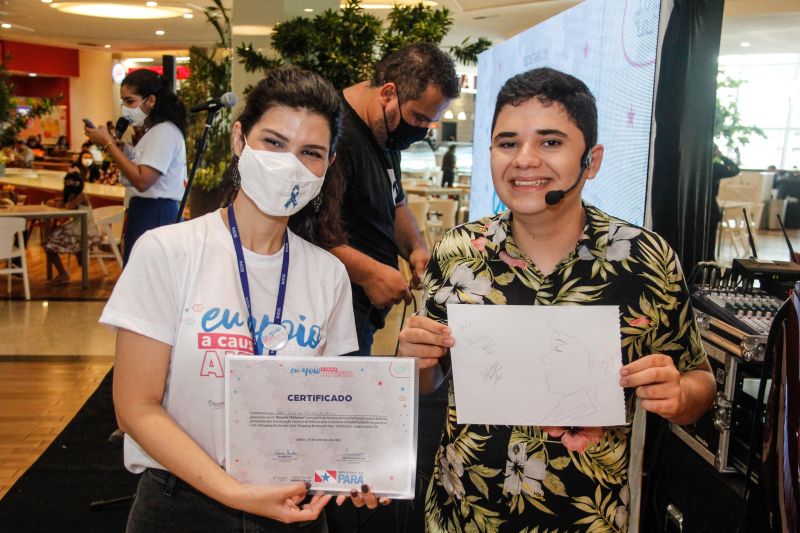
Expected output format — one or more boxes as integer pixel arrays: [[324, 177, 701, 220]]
[[100, 210, 358, 473]]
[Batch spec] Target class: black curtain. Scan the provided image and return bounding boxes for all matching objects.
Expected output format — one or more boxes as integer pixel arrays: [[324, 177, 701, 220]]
[[650, 0, 725, 272]]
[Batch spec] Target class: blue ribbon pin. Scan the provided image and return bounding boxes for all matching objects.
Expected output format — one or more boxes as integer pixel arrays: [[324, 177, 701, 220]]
[[284, 185, 300, 209]]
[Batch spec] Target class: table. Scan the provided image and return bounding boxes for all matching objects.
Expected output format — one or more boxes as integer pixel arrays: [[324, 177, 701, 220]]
[[0, 205, 90, 289], [0, 169, 125, 202], [404, 184, 470, 198]]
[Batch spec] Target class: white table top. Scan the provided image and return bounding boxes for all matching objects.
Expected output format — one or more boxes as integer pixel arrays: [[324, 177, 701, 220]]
[[0, 168, 125, 201], [0, 204, 85, 218]]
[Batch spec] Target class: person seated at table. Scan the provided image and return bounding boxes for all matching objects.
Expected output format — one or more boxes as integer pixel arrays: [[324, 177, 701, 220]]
[[73, 149, 101, 183], [43, 168, 101, 284], [81, 140, 103, 164], [50, 135, 70, 155], [97, 159, 121, 185], [26, 135, 46, 159], [12, 139, 34, 167]]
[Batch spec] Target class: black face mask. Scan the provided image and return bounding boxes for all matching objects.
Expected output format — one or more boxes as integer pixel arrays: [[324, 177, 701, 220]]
[[383, 89, 429, 151]]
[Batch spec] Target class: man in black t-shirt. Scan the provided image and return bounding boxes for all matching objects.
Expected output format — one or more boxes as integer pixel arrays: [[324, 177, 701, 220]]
[[328, 43, 460, 355]]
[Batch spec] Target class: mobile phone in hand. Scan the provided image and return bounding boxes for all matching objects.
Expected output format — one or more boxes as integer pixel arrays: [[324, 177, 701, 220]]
[[82, 118, 95, 129]]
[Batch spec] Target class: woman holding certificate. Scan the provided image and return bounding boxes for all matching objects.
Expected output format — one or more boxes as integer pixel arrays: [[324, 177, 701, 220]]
[[100, 68, 379, 531]]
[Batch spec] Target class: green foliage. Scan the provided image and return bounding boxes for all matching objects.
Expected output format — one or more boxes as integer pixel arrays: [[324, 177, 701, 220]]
[[178, 0, 232, 191], [379, 3, 451, 59], [0, 61, 56, 145], [238, 0, 491, 90], [715, 71, 766, 156]]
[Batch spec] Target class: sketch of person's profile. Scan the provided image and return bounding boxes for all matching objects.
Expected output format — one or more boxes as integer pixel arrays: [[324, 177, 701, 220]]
[[538, 328, 616, 426]]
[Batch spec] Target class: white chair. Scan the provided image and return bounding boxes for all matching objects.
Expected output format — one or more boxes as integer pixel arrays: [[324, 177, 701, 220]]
[[407, 198, 431, 248], [426, 199, 458, 245], [0, 217, 30, 300], [89, 205, 125, 275]]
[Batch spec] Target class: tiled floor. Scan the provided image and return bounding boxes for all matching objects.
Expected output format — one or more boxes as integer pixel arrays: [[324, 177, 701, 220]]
[[0, 224, 797, 500]]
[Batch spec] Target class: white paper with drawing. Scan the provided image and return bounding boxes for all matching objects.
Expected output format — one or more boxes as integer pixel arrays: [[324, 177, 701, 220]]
[[447, 304, 626, 427]]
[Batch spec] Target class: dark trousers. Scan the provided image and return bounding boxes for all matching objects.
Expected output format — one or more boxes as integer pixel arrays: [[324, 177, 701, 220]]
[[123, 197, 180, 266], [126, 469, 327, 533]]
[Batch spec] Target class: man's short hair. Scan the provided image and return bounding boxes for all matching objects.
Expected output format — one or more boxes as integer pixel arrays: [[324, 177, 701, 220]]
[[491, 68, 598, 155], [371, 42, 460, 102]]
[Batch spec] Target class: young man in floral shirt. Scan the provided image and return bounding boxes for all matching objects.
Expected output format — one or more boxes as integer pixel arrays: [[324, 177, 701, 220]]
[[397, 67, 715, 532]]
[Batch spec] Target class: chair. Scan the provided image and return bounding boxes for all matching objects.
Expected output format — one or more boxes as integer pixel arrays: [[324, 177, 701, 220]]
[[426, 199, 458, 245], [717, 202, 764, 258], [0, 217, 31, 300], [89, 205, 125, 274], [407, 198, 431, 248]]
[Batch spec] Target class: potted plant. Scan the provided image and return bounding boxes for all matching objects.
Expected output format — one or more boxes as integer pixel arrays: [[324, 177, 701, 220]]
[[180, 0, 233, 218]]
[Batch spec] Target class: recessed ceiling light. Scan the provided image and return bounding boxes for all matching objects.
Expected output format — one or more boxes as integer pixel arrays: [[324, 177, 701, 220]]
[[41, 0, 53, 3], [1, 24, 10, 29], [232, 25, 273, 36], [125, 57, 154, 63], [104, 44, 111, 48], [443, 110, 454, 120], [29, 73, 38, 77], [146, 1, 157, 6], [740, 41, 751, 48], [155, 29, 165, 36], [457, 111, 467, 120], [304, 8, 313, 12], [176, 56, 190, 62], [182, 12, 193, 19], [51, 3, 190, 19]]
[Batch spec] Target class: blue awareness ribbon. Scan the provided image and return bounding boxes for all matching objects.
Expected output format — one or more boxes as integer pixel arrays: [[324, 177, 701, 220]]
[[228, 205, 290, 356], [284, 185, 300, 209]]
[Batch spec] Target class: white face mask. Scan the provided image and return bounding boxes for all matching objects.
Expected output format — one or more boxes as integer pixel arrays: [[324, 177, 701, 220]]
[[237, 144, 325, 217], [81, 158, 93, 167], [121, 102, 148, 127]]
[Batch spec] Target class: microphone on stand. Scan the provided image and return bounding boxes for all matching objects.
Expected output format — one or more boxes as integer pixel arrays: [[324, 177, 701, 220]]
[[545, 151, 593, 206], [114, 116, 130, 139], [190, 92, 237, 113]]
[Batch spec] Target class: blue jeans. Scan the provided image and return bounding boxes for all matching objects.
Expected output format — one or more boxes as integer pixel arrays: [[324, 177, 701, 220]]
[[126, 469, 328, 533], [123, 197, 180, 266]]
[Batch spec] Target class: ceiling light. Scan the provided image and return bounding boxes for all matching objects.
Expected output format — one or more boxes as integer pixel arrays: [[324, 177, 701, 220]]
[[182, 13, 193, 19], [304, 8, 313, 12], [104, 44, 111, 48], [146, 1, 157, 6], [51, 3, 190, 19], [176, 56, 190, 62], [232, 25, 272, 36], [155, 29, 165, 35], [125, 57, 154, 63], [457, 111, 467, 120], [0, 24, 10, 29], [41, 0, 53, 3], [443, 110, 454, 120], [740, 42, 751, 48], [29, 73, 38, 77]]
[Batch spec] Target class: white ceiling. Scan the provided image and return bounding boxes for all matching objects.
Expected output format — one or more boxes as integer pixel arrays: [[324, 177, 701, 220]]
[[0, 0, 797, 60]]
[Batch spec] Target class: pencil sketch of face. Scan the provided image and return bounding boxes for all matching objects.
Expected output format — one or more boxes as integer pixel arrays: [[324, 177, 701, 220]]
[[542, 330, 594, 395]]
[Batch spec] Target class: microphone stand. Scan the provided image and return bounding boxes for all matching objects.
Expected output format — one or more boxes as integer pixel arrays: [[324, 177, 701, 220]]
[[176, 107, 219, 223]]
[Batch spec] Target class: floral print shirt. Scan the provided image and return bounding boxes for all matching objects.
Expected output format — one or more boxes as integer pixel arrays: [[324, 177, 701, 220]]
[[421, 204, 706, 533]]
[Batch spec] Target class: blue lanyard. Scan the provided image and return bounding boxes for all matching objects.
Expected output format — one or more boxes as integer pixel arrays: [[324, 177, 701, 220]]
[[227, 206, 290, 356]]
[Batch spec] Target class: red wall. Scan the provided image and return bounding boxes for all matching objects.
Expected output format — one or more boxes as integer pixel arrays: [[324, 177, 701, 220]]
[[1, 40, 79, 77], [9, 75, 71, 144]]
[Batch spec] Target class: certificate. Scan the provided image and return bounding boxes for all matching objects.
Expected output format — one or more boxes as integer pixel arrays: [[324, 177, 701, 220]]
[[225, 356, 418, 499], [447, 304, 626, 427]]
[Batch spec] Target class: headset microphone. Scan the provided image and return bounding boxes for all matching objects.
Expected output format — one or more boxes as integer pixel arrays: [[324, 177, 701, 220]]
[[544, 151, 593, 206]]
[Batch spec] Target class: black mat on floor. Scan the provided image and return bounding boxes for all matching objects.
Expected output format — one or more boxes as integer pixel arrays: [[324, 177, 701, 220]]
[[0, 369, 140, 532]]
